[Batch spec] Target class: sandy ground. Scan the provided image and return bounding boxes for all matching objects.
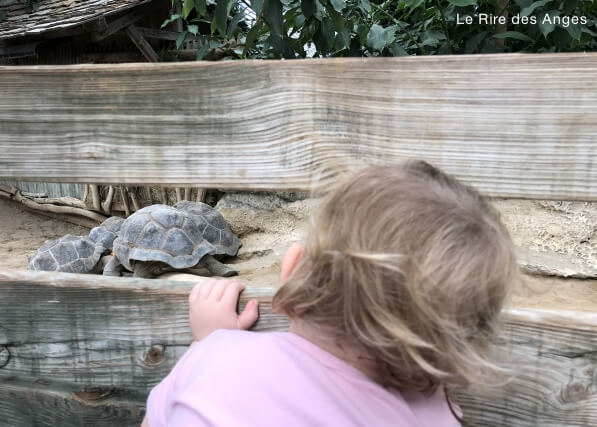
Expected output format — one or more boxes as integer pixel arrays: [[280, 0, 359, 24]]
[[1, 196, 596, 311], [0, 200, 89, 269]]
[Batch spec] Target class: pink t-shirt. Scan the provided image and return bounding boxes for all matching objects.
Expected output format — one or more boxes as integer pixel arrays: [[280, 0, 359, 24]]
[[147, 330, 460, 427]]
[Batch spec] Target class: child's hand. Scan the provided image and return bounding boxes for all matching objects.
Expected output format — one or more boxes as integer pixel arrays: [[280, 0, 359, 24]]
[[188, 279, 259, 341]]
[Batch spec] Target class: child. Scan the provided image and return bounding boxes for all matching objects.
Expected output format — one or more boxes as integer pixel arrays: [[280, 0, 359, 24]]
[[143, 160, 521, 426]]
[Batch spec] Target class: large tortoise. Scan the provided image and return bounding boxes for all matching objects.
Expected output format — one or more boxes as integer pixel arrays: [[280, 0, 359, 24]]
[[28, 234, 104, 274], [104, 203, 241, 278], [174, 200, 241, 256]]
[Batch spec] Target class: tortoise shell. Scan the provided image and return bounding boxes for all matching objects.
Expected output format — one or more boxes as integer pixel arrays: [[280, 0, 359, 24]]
[[113, 204, 226, 271], [28, 235, 103, 273]]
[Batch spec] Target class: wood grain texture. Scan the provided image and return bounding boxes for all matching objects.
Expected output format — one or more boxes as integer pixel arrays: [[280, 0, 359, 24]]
[[1, 53, 597, 199], [457, 309, 597, 427], [0, 269, 596, 426], [0, 377, 145, 427], [0, 270, 287, 391]]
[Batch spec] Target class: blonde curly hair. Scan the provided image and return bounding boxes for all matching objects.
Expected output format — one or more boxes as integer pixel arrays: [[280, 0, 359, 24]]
[[273, 160, 521, 394]]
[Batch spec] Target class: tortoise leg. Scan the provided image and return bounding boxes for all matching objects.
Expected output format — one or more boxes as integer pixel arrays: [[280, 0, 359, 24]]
[[133, 261, 173, 278], [103, 255, 124, 276], [196, 255, 238, 277]]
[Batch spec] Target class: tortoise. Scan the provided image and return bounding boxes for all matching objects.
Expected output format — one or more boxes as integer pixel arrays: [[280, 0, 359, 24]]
[[28, 234, 104, 274], [174, 200, 241, 256], [89, 216, 125, 252], [104, 204, 241, 278]]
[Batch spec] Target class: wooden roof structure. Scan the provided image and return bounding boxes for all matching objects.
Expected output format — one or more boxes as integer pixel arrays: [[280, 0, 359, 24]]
[[0, 0, 174, 63], [0, 0, 152, 40]]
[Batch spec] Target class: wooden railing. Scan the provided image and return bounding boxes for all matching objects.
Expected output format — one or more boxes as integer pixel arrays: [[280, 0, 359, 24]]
[[0, 53, 596, 426]]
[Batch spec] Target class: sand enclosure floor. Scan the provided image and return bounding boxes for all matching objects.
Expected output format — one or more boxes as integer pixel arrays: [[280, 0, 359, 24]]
[[1, 195, 596, 312]]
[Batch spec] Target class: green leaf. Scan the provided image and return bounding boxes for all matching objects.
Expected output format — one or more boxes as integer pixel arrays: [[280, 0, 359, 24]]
[[196, 0, 206, 15], [492, 31, 534, 42], [322, 17, 335, 46], [538, 11, 559, 38], [301, 0, 318, 19], [215, 0, 231, 36], [338, 26, 351, 49], [389, 43, 408, 56], [358, 0, 370, 13], [196, 43, 210, 60], [446, 0, 477, 6], [514, 0, 532, 7], [251, 0, 264, 15], [243, 19, 264, 55], [565, 23, 582, 41], [366, 24, 396, 51], [313, 22, 330, 54], [187, 24, 199, 35], [422, 30, 441, 47], [176, 31, 188, 49], [357, 24, 369, 44], [551, 26, 571, 48], [161, 14, 182, 29], [324, 2, 344, 31], [182, 0, 194, 19], [269, 33, 285, 54], [264, 0, 284, 37], [520, 0, 550, 17], [329, 0, 345, 12], [227, 11, 245, 38], [405, 0, 424, 7], [464, 30, 488, 53], [562, 0, 577, 14]]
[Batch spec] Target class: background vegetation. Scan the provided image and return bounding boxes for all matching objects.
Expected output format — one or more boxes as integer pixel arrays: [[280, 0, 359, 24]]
[[166, 0, 596, 59]]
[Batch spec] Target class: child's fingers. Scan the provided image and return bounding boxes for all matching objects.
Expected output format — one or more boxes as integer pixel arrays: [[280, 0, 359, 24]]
[[221, 280, 245, 309], [210, 279, 233, 301], [237, 299, 259, 330], [189, 283, 202, 304], [198, 280, 216, 299]]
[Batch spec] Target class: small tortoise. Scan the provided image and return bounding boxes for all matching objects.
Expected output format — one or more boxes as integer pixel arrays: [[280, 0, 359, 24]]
[[104, 204, 241, 278], [89, 216, 125, 252], [28, 234, 104, 274]]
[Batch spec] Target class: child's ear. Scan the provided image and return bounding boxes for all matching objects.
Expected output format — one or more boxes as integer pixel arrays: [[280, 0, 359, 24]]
[[280, 243, 304, 285]]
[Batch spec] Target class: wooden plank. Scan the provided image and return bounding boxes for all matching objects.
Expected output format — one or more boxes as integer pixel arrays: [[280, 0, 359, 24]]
[[125, 25, 159, 62], [0, 270, 287, 390], [0, 269, 596, 426], [0, 53, 596, 199], [0, 377, 145, 427], [456, 309, 597, 427], [89, 2, 155, 42], [136, 26, 180, 41]]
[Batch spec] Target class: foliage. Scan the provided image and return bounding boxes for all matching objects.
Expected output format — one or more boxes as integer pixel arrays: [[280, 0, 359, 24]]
[[164, 0, 597, 59]]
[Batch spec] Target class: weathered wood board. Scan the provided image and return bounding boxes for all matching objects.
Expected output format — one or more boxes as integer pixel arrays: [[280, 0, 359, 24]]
[[1, 53, 597, 199], [0, 270, 596, 427]]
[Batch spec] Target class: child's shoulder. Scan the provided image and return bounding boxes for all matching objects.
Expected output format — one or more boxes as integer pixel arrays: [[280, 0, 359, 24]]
[[189, 329, 286, 366]]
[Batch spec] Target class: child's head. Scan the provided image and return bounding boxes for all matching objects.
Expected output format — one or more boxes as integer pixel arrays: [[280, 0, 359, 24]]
[[273, 160, 521, 393]]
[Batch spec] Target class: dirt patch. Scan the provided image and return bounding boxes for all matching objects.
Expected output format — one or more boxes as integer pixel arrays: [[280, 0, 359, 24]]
[[0, 200, 88, 269]]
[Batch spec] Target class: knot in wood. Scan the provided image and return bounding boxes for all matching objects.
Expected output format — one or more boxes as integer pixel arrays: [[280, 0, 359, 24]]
[[74, 387, 112, 402], [560, 383, 590, 403], [0, 345, 10, 368], [145, 344, 165, 365]]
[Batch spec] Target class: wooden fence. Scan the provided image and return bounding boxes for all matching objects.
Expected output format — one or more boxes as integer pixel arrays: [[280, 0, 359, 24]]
[[1, 53, 597, 426], [1, 53, 596, 199]]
